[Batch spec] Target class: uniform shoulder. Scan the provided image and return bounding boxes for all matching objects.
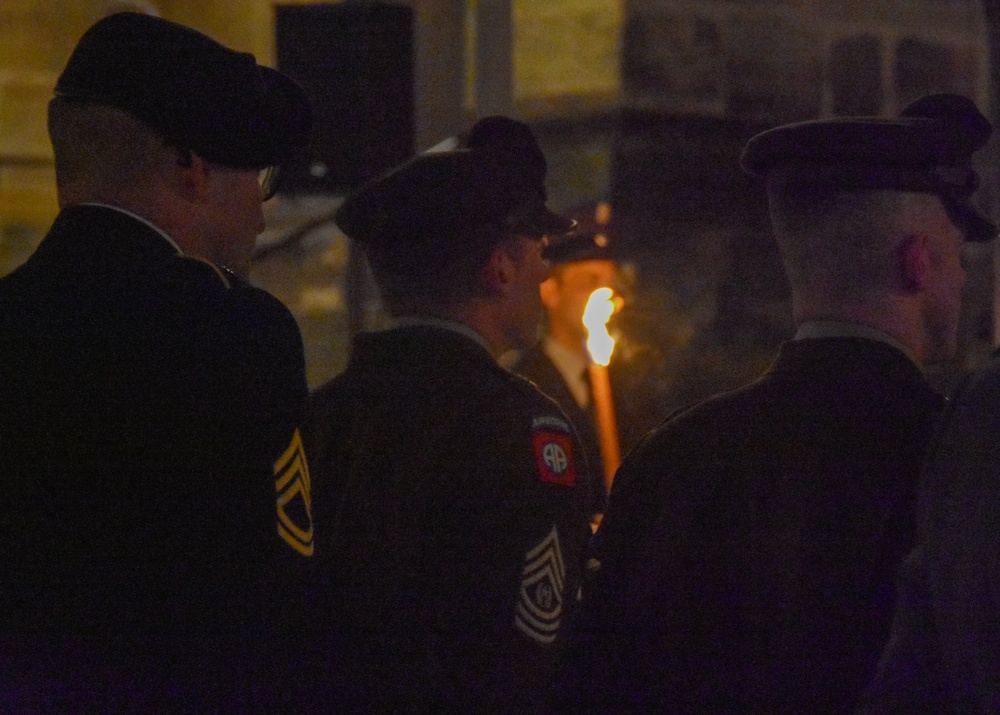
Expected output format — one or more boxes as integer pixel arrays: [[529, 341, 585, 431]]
[[622, 379, 766, 466], [226, 271, 300, 326], [935, 356, 1000, 432], [161, 256, 296, 326], [506, 369, 575, 430], [148, 256, 234, 319], [509, 344, 549, 375], [165, 258, 305, 377], [171, 255, 233, 288], [307, 373, 351, 420]]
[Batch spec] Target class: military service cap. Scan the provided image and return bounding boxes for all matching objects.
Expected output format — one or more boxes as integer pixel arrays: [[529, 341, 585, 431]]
[[334, 116, 574, 248], [741, 93, 996, 241], [55, 12, 311, 170], [462, 116, 575, 236], [543, 202, 619, 264], [544, 231, 616, 265]]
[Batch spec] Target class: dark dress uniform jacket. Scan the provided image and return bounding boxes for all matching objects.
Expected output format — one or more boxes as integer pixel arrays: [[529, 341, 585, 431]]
[[560, 337, 944, 713], [305, 325, 592, 712], [0, 205, 314, 710]]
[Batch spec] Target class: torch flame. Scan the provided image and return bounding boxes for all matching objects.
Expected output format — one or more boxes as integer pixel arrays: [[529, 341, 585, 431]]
[[583, 287, 617, 367]]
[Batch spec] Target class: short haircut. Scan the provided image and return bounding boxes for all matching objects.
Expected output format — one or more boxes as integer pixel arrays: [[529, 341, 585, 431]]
[[363, 222, 523, 315], [767, 183, 944, 298], [48, 96, 164, 198]]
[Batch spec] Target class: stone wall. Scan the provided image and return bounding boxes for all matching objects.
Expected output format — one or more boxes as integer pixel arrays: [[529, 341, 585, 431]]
[[622, 0, 988, 120]]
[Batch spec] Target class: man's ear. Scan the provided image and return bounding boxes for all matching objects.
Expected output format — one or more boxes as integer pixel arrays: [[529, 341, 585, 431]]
[[482, 243, 516, 294], [174, 149, 210, 203], [900, 233, 930, 291]]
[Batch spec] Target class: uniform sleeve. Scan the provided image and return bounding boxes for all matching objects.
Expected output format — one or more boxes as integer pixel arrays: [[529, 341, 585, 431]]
[[553, 421, 705, 709], [878, 363, 1000, 713], [856, 546, 947, 713], [420, 378, 590, 709]]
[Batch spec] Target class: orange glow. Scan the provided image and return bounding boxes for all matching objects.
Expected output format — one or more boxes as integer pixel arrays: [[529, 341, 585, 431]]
[[583, 287, 617, 366]]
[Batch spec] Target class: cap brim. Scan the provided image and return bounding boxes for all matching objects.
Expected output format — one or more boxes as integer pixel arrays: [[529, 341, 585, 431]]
[[543, 231, 616, 263], [943, 196, 998, 242], [512, 208, 576, 237], [209, 64, 312, 168]]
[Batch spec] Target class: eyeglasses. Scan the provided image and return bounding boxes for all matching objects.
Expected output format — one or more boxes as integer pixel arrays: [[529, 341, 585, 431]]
[[258, 166, 282, 201]]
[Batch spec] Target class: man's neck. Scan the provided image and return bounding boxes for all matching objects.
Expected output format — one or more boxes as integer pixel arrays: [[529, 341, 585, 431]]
[[542, 336, 590, 408], [388, 315, 493, 355], [792, 293, 925, 366]]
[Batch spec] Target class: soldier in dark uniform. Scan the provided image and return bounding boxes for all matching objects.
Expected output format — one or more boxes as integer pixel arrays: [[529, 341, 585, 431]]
[[859, 361, 1000, 712], [557, 94, 996, 713], [304, 116, 593, 711], [511, 227, 621, 521], [0, 13, 316, 711]]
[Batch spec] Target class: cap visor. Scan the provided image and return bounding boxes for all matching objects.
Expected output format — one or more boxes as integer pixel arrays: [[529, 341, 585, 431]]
[[520, 209, 575, 237], [944, 196, 998, 242]]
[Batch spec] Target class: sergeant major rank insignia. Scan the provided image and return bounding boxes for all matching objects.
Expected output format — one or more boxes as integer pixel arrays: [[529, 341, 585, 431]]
[[532, 415, 577, 487], [274, 429, 314, 557], [515, 526, 566, 644]]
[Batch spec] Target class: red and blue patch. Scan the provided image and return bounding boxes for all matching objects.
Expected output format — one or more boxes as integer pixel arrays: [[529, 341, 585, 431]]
[[532, 426, 577, 487]]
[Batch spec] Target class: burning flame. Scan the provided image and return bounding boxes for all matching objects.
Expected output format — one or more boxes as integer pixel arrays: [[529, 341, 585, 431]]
[[583, 287, 617, 366]]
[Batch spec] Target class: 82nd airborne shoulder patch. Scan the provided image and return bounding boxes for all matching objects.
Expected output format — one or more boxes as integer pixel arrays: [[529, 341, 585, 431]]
[[532, 415, 577, 487]]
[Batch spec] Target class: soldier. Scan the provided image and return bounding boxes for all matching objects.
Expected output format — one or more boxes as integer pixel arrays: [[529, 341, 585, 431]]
[[557, 93, 996, 712], [305, 116, 592, 711], [510, 223, 622, 521], [0, 13, 315, 710]]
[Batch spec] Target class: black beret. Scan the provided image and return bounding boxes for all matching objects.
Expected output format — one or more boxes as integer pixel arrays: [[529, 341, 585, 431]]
[[464, 116, 548, 184], [461, 116, 575, 236], [741, 93, 996, 241], [335, 116, 574, 247], [55, 12, 311, 169]]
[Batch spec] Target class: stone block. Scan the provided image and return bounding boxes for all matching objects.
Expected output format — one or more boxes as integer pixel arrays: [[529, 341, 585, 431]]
[[811, 0, 983, 36], [830, 35, 883, 115], [0, 70, 57, 161], [894, 37, 980, 107], [514, 0, 623, 99], [0, 221, 42, 278], [726, 12, 823, 122], [0, 164, 57, 255], [622, 10, 723, 103]]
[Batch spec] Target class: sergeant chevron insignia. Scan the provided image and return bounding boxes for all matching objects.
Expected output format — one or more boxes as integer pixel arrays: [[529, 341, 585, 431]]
[[515, 525, 566, 644], [274, 428, 314, 556]]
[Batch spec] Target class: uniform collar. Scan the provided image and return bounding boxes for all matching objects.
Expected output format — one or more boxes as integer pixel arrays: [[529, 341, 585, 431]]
[[794, 320, 919, 369], [386, 316, 494, 357], [79, 202, 184, 255]]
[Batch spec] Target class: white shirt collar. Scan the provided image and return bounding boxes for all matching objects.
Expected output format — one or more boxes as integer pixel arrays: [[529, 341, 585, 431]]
[[386, 316, 494, 356], [542, 336, 590, 408]]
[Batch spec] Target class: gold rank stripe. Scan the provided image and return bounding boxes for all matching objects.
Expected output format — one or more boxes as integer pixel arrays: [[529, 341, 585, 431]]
[[274, 429, 314, 557]]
